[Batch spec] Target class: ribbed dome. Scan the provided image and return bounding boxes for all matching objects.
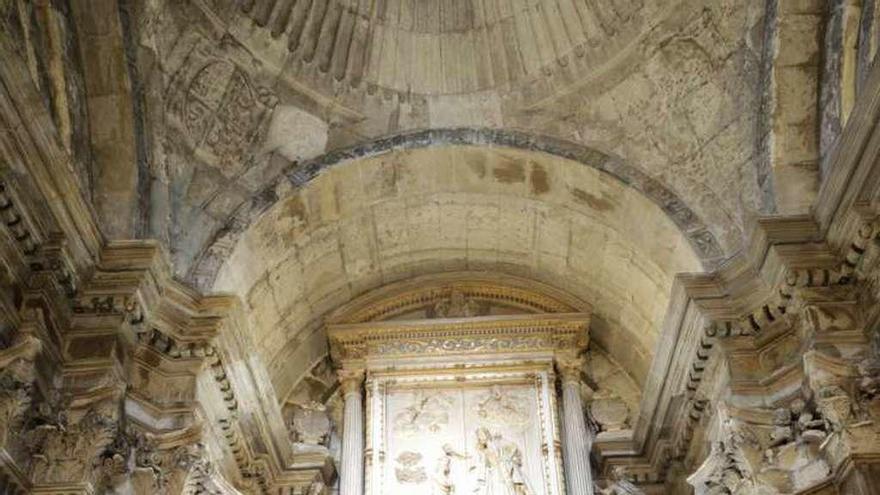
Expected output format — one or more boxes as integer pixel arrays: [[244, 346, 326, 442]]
[[240, 0, 654, 95]]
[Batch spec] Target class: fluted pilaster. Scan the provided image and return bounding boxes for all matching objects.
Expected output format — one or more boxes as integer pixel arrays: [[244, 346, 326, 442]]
[[339, 368, 365, 495], [558, 356, 594, 495]]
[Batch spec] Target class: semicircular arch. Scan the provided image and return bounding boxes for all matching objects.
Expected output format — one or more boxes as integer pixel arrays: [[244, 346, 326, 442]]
[[211, 142, 704, 399], [190, 128, 725, 291]]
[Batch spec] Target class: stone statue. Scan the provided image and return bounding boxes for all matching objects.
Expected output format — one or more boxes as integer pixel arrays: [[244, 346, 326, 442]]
[[473, 427, 533, 495]]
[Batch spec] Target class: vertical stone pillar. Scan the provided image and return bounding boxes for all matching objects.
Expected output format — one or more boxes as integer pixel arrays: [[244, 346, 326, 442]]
[[557, 355, 594, 495], [339, 368, 365, 495]]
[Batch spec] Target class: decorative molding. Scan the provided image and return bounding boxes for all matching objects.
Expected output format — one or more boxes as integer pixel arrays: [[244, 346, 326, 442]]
[[188, 127, 727, 290], [326, 272, 587, 324], [328, 313, 590, 365]]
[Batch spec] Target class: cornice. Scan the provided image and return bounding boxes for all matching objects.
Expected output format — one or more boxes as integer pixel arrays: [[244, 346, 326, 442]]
[[0, 36, 103, 270], [328, 312, 590, 364], [620, 58, 880, 486]]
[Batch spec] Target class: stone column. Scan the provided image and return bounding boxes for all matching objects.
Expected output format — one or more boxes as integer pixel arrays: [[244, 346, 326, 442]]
[[339, 368, 365, 495], [557, 355, 594, 495]]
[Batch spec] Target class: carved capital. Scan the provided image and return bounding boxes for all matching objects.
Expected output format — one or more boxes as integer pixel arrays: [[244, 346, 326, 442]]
[[27, 393, 121, 487], [338, 368, 365, 397], [119, 425, 212, 494], [0, 332, 42, 370], [555, 352, 584, 385], [0, 328, 42, 451]]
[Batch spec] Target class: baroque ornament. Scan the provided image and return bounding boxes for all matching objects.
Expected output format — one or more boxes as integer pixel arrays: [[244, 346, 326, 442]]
[[167, 35, 277, 177], [375, 335, 559, 357], [26, 403, 119, 485], [0, 329, 41, 449]]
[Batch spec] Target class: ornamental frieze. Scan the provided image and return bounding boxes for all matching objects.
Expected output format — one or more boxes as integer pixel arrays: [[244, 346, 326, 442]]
[[373, 335, 561, 357], [328, 314, 590, 364]]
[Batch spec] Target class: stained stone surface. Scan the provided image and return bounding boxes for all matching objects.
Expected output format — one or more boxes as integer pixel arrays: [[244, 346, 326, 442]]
[[115, 0, 766, 281], [213, 145, 701, 397], [7, 2, 880, 492]]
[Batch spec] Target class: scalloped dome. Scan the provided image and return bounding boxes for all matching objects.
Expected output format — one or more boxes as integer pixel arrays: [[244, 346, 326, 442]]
[[239, 0, 661, 95]]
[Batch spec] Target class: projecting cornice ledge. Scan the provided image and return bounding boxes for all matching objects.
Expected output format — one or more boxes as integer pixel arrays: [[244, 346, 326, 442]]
[[328, 313, 591, 367]]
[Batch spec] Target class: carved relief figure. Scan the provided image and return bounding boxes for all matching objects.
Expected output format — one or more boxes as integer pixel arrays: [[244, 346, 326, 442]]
[[473, 427, 534, 495], [766, 397, 828, 450], [433, 443, 468, 495], [393, 390, 453, 436], [476, 386, 529, 429], [768, 407, 794, 448], [858, 329, 880, 405], [428, 289, 488, 318], [791, 398, 827, 443]]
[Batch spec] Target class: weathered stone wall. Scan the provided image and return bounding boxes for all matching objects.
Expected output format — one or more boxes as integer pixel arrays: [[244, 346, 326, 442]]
[[213, 145, 702, 399], [119, 0, 765, 284], [4, 1, 880, 493], [0, 0, 93, 196]]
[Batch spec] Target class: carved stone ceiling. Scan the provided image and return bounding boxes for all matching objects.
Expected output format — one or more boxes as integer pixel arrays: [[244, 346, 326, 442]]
[[213, 145, 701, 398], [114, 0, 766, 404], [237, 0, 667, 96], [133, 0, 764, 284]]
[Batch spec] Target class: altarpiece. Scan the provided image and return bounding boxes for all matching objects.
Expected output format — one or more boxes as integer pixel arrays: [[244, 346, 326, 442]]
[[328, 312, 592, 495]]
